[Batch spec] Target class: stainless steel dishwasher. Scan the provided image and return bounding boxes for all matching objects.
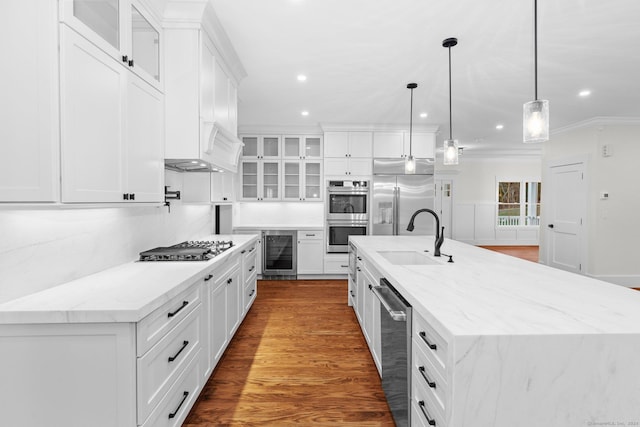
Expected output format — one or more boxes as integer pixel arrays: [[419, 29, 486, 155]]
[[372, 278, 412, 427]]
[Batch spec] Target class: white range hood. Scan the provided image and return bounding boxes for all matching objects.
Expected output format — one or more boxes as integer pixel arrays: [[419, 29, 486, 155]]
[[165, 121, 243, 173]]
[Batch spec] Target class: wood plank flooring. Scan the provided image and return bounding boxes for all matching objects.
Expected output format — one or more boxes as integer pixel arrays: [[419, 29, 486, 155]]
[[479, 245, 539, 262], [184, 280, 395, 426]]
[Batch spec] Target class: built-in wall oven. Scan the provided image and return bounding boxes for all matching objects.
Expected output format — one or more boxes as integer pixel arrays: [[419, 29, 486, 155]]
[[326, 180, 369, 221], [326, 180, 369, 253]]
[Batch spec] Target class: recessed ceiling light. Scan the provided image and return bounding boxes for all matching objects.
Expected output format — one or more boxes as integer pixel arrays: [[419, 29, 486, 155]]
[[420, 112, 428, 118], [579, 89, 591, 97], [496, 124, 504, 130], [301, 110, 309, 116], [297, 74, 307, 82]]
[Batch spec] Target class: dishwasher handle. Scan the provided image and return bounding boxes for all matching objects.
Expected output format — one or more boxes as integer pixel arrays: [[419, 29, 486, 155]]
[[371, 284, 407, 321]]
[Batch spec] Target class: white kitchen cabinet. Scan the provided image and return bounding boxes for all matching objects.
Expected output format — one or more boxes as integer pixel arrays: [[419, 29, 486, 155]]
[[282, 135, 323, 159], [324, 131, 372, 158], [362, 260, 382, 375], [211, 172, 235, 203], [233, 230, 263, 276], [60, 0, 162, 89], [239, 160, 281, 201], [297, 230, 324, 274], [60, 26, 163, 203], [241, 135, 281, 159], [323, 157, 372, 177], [0, 0, 59, 202], [283, 160, 323, 201], [323, 253, 350, 275], [241, 243, 258, 315], [373, 131, 435, 159]]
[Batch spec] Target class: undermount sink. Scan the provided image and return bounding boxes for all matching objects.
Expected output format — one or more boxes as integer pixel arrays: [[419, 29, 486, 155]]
[[377, 251, 441, 266]]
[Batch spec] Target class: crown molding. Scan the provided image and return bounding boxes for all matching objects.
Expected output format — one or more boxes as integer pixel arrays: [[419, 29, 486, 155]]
[[553, 116, 640, 136], [320, 122, 440, 133], [161, 0, 247, 85], [238, 124, 324, 135]]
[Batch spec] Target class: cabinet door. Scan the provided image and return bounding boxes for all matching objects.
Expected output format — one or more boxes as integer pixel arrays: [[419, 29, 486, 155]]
[[373, 132, 404, 158], [303, 161, 322, 201], [129, 1, 161, 86], [324, 132, 349, 157], [209, 281, 227, 367], [297, 233, 324, 274], [303, 136, 323, 159], [60, 26, 126, 202], [283, 136, 303, 159], [211, 172, 234, 203], [125, 74, 164, 202], [226, 266, 242, 337], [283, 161, 302, 200], [240, 161, 259, 200], [348, 132, 373, 157], [349, 158, 373, 176], [261, 136, 281, 159], [0, 0, 58, 202], [323, 158, 349, 177], [241, 136, 259, 158], [261, 161, 280, 200]]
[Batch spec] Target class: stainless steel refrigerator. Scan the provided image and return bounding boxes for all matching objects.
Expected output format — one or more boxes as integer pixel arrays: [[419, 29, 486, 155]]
[[372, 158, 435, 236]]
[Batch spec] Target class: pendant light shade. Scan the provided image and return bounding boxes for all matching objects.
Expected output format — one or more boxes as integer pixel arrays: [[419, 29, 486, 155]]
[[442, 37, 459, 165], [523, 0, 549, 143], [405, 83, 418, 174]]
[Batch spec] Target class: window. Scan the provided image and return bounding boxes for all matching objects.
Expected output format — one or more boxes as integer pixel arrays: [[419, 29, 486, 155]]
[[497, 180, 541, 226]]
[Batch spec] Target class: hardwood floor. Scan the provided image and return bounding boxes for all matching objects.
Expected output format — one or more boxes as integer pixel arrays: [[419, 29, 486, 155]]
[[479, 245, 539, 263], [184, 280, 395, 426]]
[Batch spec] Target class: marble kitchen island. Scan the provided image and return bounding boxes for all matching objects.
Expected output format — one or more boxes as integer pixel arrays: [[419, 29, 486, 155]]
[[349, 235, 640, 427]]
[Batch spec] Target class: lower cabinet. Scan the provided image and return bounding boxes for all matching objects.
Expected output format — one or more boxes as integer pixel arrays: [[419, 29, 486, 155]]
[[0, 239, 259, 427], [297, 230, 324, 274]]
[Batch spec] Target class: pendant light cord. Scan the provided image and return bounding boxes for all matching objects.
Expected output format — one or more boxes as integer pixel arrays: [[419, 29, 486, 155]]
[[409, 87, 413, 156], [448, 45, 453, 140], [534, 0, 538, 101]]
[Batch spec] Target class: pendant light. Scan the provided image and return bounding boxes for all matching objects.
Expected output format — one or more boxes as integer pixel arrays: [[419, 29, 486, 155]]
[[523, 0, 549, 143], [405, 82, 418, 174], [442, 37, 459, 165]]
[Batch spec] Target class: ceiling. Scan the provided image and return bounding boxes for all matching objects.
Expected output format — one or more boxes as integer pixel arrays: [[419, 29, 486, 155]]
[[210, 0, 640, 156]]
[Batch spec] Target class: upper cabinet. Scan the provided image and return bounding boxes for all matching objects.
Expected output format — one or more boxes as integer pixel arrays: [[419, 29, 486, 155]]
[[60, 0, 162, 90], [0, 0, 59, 202], [373, 131, 435, 159], [164, 27, 243, 172], [60, 26, 164, 203], [324, 132, 373, 158], [282, 136, 323, 160], [241, 136, 281, 159]]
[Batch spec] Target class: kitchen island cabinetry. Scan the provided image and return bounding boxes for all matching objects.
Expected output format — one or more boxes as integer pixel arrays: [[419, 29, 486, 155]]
[[349, 235, 640, 427], [0, 235, 258, 427]]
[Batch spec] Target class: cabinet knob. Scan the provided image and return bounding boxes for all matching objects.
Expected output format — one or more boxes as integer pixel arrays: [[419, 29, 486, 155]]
[[129, 193, 135, 200], [122, 55, 128, 63], [128, 59, 134, 67], [123, 193, 129, 200]]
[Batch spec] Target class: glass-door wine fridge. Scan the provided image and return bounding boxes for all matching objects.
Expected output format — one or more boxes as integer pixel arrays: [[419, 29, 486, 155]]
[[262, 230, 297, 276]]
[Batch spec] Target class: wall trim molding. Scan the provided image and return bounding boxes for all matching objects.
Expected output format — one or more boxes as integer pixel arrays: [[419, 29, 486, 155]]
[[238, 124, 324, 135], [552, 116, 640, 136], [320, 122, 439, 133]]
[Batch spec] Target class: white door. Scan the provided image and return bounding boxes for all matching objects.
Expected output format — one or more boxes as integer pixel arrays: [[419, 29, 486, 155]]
[[436, 179, 453, 239], [546, 162, 585, 273]]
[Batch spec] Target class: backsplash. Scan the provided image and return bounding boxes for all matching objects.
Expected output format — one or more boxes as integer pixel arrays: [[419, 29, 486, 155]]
[[0, 172, 213, 304]]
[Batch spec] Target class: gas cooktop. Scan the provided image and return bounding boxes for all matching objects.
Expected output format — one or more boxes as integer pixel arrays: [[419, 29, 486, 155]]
[[139, 240, 233, 262]]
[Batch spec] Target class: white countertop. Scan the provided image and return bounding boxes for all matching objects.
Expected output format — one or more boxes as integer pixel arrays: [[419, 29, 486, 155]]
[[233, 225, 323, 230], [0, 234, 258, 325], [351, 236, 640, 336]]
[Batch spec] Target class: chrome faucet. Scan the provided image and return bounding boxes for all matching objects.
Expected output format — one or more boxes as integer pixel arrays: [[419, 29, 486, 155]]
[[406, 208, 444, 257]]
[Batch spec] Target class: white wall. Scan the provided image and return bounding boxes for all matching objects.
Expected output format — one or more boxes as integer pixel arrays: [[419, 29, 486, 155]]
[[0, 171, 213, 303], [233, 202, 324, 226], [540, 120, 640, 286], [438, 156, 542, 245]]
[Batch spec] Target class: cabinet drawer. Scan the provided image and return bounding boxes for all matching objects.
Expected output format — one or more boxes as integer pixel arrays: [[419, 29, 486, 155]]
[[413, 311, 448, 378], [244, 276, 257, 308], [244, 252, 257, 283], [141, 348, 201, 427], [324, 256, 349, 274], [412, 370, 446, 427], [299, 230, 323, 240], [412, 338, 447, 414], [137, 304, 202, 424], [137, 283, 201, 356]]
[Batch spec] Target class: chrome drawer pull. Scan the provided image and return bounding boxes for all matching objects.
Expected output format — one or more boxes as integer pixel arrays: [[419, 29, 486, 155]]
[[248, 266, 255, 272], [168, 340, 189, 362], [167, 301, 188, 318], [305, 233, 316, 237], [418, 366, 436, 388], [419, 331, 437, 350], [168, 391, 189, 419], [418, 400, 436, 426], [204, 274, 213, 281]]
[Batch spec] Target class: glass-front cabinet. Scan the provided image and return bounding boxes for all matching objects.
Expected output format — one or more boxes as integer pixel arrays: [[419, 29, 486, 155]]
[[241, 136, 280, 159], [282, 160, 322, 201], [240, 160, 281, 201], [282, 136, 322, 159], [60, 0, 162, 88]]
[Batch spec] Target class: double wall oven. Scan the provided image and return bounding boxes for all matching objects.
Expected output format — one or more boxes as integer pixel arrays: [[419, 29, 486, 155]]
[[326, 180, 369, 253]]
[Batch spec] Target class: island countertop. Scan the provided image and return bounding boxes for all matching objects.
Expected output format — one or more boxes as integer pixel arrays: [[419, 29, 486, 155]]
[[350, 235, 640, 336], [0, 234, 258, 325]]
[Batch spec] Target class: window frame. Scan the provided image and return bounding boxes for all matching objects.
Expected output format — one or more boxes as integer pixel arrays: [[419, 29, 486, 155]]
[[495, 177, 541, 228]]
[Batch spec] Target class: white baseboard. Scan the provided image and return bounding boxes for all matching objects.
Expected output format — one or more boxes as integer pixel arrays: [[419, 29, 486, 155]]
[[587, 274, 640, 288]]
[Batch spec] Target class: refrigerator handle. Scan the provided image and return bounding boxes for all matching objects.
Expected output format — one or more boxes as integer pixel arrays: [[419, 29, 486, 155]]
[[393, 186, 400, 235]]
